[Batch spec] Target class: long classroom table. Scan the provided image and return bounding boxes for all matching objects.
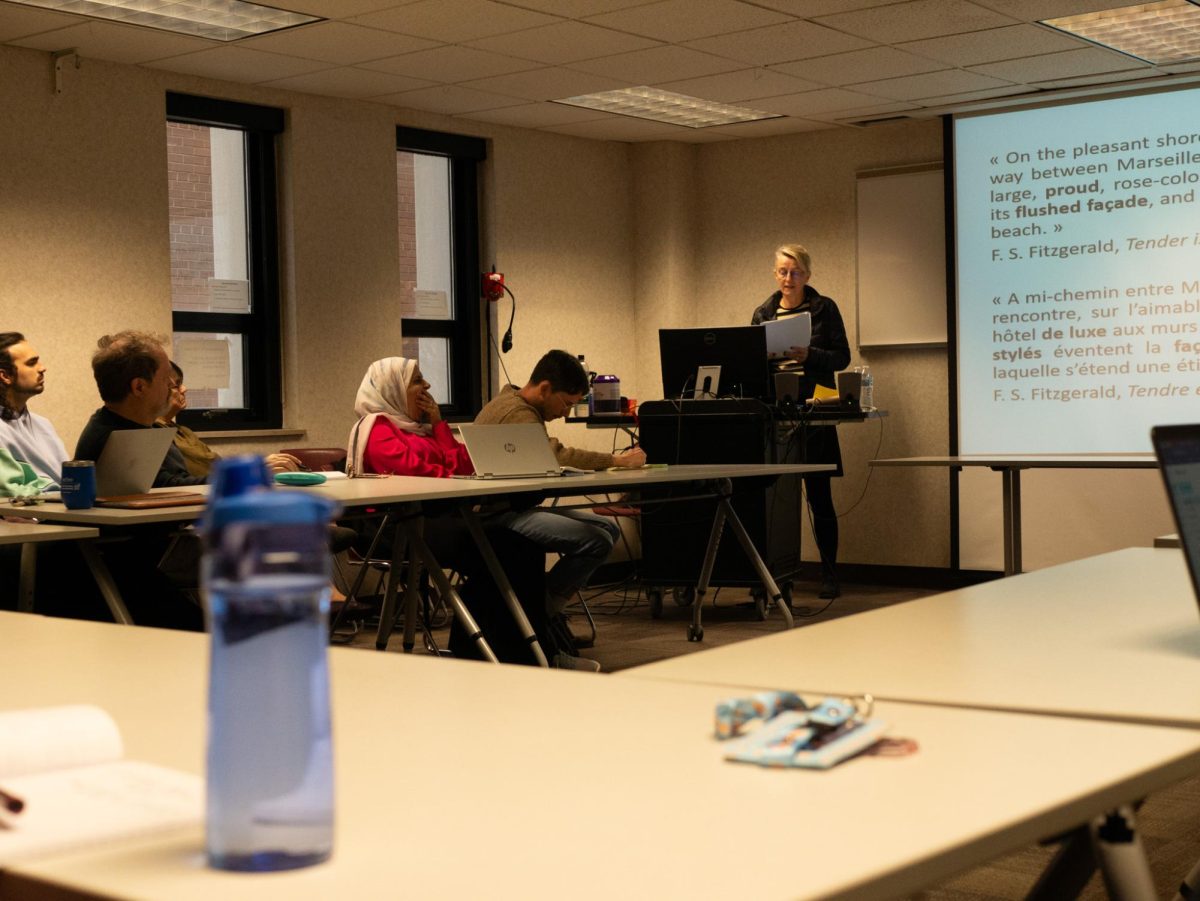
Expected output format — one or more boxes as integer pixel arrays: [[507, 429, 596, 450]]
[[3, 611, 1200, 900], [623, 547, 1200, 728]]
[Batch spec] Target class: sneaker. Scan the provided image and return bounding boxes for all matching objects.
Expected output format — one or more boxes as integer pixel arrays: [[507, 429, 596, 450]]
[[818, 580, 841, 600], [553, 652, 602, 673]]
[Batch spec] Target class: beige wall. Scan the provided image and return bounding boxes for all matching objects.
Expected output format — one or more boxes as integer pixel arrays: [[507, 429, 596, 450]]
[[1, 42, 1170, 572]]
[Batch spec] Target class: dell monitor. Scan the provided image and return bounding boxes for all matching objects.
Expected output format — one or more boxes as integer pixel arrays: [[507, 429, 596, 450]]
[[658, 326, 770, 400]]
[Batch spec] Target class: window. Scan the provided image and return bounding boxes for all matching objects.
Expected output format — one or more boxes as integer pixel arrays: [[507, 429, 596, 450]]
[[166, 92, 283, 430], [396, 127, 486, 418]]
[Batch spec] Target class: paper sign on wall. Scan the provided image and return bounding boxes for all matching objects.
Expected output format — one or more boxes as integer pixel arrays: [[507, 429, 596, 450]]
[[208, 279, 250, 313], [174, 338, 231, 390], [413, 289, 449, 319]]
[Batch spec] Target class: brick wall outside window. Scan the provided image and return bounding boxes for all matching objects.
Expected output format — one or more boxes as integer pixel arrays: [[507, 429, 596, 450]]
[[168, 122, 214, 312], [397, 151, 417, 319]]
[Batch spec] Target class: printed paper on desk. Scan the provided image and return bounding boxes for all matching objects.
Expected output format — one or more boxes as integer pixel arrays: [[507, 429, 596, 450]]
[[763, 313, 811, 356]]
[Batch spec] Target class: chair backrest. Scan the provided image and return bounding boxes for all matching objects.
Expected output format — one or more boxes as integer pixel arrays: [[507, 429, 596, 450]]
[[279, 447, 347, 472]]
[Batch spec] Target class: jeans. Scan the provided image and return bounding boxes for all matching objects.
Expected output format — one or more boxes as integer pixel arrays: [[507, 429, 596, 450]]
[[492, 507, 620, 603]]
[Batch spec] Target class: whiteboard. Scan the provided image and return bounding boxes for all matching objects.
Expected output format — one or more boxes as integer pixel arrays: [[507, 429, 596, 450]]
[[855, 165, 946, 347]]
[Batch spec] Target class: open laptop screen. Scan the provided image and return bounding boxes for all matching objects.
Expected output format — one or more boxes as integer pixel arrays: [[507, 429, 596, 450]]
[[1152, 424, 1200, 603]]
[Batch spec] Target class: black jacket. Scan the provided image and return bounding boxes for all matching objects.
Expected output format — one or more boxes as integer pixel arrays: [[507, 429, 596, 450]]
[[75, 407, 205, 488], [750, 286, 850, 390]]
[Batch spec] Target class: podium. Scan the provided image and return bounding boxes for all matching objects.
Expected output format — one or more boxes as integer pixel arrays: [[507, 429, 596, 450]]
[[637, 400, 802, 614]]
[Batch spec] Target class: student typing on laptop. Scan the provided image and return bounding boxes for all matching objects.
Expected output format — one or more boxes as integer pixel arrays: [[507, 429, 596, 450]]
[[475, 350, 644, 634]]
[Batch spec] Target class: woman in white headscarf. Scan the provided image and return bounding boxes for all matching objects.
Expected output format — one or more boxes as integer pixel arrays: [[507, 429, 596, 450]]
[[347, 357, 473, 479]]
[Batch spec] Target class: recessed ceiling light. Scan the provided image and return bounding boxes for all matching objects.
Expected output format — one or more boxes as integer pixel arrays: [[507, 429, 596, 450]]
[[554, 87, 780, 129], [1042, 0, 1200, 65], [3, 0, 321, 41]]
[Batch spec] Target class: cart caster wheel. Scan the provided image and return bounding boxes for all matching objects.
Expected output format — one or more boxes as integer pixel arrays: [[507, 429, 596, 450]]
[[687, 624, 704, 642], [754, 594, 767, 621], [672, 585, 695, 607], [648, 589, 663, 620]]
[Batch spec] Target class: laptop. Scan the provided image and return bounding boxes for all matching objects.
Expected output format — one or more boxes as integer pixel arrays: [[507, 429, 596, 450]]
[[455, 423, 575, 479], [1151, 423, 1200, 603], [92, 428, 186, 498]]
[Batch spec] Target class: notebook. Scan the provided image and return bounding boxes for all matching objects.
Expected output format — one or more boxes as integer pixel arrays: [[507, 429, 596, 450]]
[[455, 423, 576, 480], [1151, 423, 1200, 603], [94, 428, 178, 497]]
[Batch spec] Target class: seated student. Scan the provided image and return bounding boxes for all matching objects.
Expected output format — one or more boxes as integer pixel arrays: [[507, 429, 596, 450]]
[[0, 332, 68, 490], [475, 349, 642, 617], [157, 361, 300, 478], [347, 356, 592, 670], [74, 331, 203, 488]]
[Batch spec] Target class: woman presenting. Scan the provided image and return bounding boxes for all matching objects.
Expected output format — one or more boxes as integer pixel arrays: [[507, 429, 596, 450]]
[[750, 244, 851, 600]]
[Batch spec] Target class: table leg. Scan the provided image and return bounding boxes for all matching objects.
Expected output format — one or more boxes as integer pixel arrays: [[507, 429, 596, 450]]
[[400, 518, 499, 664], [1090, 806, 1156, 901], [460, 507, 549, 668], [333, 512, 390, 639], [18, 543, 36, 613], [715, 480, 794, 631], [1000, 468, 1023, 577], [77, 542, 133, 625], [689, 495, 728, 643], [372, 517, 406, 651]]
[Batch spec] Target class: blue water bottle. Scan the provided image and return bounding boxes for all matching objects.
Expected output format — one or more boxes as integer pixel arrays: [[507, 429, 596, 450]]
[[201, 455, 338, 872]]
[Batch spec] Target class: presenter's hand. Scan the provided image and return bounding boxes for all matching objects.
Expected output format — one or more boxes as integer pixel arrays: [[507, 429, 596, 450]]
[[612, 447, 646, 468], [787, 345, 810, 364], [265, 453, 302, 473]]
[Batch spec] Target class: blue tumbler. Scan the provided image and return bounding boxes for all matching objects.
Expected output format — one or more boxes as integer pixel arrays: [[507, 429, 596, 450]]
[[201, 455, 338, 872]]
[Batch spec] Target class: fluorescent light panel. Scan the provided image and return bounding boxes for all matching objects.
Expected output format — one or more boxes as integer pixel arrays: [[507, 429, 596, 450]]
[[1042, 0, 1200, 65], [3, 0, 320, 41], [555, 86, 780, 129]]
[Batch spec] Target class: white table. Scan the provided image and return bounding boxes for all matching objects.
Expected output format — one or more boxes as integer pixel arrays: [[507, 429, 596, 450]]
[[3, 611, 1200, 901], [871, 455, 1157, 575], [0, 520, 99, 614], [624, 547, 1200, 728]]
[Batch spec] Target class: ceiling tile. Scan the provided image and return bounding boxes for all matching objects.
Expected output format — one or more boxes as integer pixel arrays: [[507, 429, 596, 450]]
[[656, 67, 823, 101], [8, 20, 210, 64], [261, 66, 435, 98], [754, 86, 899, 115], [970, 46, 1149, 84], [378, 83, 529, 113], [146, 47, 332, 83], [583, 0, 791, 42], [899, 23, 1083, 66], [915, 84, 1037, 107], [261, 0, 420, 16], [705, 114, 831, 137], [350, 0, 561, 42], [852, 67, 1013, 99], [459, 66, 632, 100], [239, 22, 438, 64], [813, 0, 1018, 43], [543, 115, 691, 141], [457, 101, 613, 127], [969, 0, 1126, 20], [568, 44, 743, 82], [362, 45, 540, 82], [498, 0, 660, 16], [0, 4, 79, 41], [781, 46, 948, 86], [804, 99, 919, 121], [463, 21, 660, 64], [748, 0, 908, 15], [1031, 67, 1164, 90], [682, 20, 873, 66]]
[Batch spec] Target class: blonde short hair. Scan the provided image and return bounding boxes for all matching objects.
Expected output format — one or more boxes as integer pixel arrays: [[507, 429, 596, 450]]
[[775, 244, 811, 275]]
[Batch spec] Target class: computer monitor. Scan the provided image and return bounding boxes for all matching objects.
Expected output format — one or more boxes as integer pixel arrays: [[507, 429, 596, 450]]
[[658, 326, 770, 400]]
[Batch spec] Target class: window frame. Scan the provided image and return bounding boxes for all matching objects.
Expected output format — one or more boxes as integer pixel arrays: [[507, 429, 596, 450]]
[[396, 126, 486, 419], [166, 92, 284, 431]]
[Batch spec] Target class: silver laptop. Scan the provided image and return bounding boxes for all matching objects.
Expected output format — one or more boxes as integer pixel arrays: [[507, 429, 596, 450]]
[[95, 428, 178, 496], [455, 423, 565, 479]]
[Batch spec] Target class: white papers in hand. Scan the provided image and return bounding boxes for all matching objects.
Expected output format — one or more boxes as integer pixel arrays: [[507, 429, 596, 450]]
[[763, 313, 811, 356]]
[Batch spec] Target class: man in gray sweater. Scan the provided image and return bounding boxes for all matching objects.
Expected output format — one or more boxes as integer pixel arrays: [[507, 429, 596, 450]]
[[476, 350, 644, 665]]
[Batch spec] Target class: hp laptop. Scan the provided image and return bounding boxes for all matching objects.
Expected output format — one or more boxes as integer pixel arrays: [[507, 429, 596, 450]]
[[456, 423, 574, 479], [1151, 423, 1200, 603]]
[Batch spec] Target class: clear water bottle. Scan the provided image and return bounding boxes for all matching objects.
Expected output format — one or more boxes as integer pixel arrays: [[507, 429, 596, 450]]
[[202, 456, 339, 872], [861, 368, 875, 411]]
